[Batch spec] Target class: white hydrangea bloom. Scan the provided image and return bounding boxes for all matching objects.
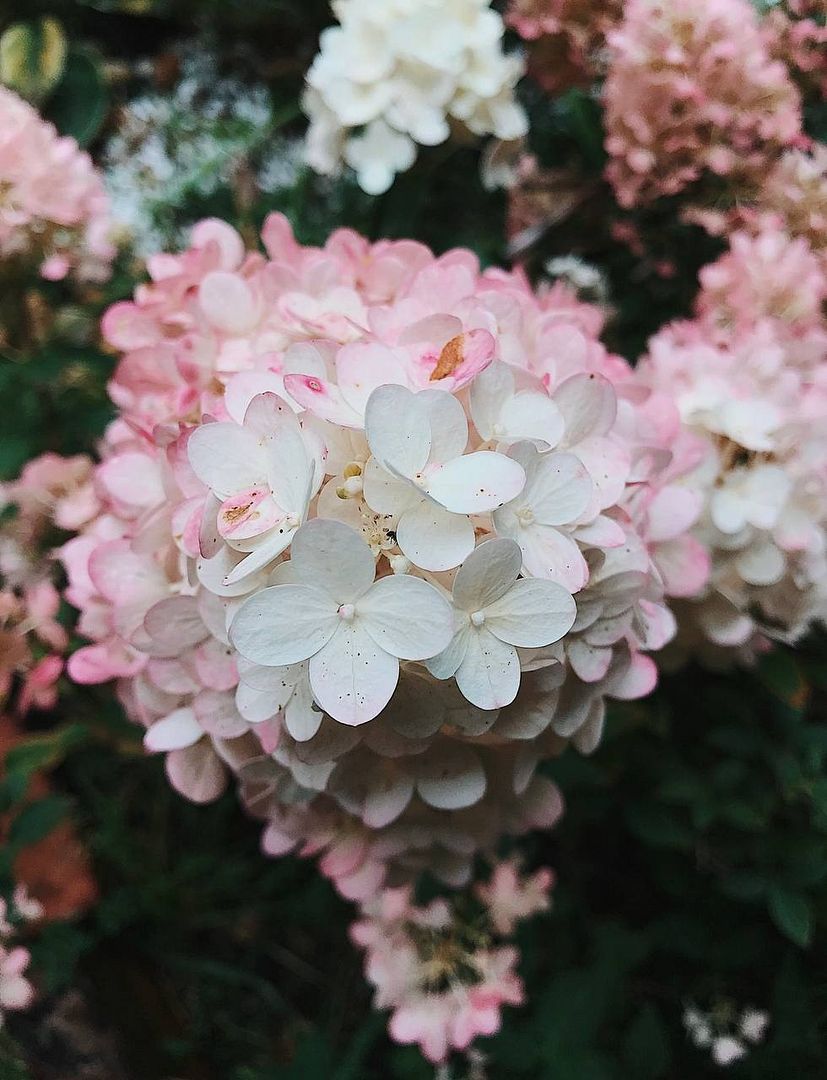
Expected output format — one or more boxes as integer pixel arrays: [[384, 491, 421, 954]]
[[302, 0, 528, 193]]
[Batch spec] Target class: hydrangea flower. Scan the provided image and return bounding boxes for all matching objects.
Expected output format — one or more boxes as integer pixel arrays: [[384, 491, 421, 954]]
[[302, 0, 528, 193], [0, 86, 113, 282], [351, 860, 552, 1063], [640, 225, 827, 659], [60, 214, 699, 890], [603, 0, 802, 208]]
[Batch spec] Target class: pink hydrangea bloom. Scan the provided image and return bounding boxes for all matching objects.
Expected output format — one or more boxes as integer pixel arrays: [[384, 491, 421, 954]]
[[763, 1, 827, 100], [61, 215, 701, 889], [0, 452, 100, 716], [0, 86, 114, 282], [640, 226, 827, 659], [603, 0, 802, 208], [351, 860, 551, 1063]]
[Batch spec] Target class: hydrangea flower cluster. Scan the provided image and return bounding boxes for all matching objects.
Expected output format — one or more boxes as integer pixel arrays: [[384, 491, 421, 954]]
[[0, 454, 97, 717], [61, 214, 701, 887], [603, 0, 802, 209], [507, 0, 622, 92], [302, 0, 528, 194], [640, 225, 827, 658], [763, 0, 827, 100], [0, 86, 114, 283], [351, 860, 552, 1063]]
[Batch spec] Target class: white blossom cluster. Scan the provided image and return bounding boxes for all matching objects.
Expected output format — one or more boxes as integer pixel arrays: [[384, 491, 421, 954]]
[[104, 49, 302, 255], [302, 0, 528, 193]]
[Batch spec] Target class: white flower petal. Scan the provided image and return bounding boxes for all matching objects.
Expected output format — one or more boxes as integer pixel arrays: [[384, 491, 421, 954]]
[[362, 769, 415, 828], [397, 499, 475, 571], [554, 372, 617, 445], [419, 389, 468, 463], [425, 451, 525, 514], [514, 444, 593, 525], [290, 518, 376, 602], [365, 384, 431, 476], [498, 391, 565, 448], [416, 742, 486, 810], [469, 360, 515, 440], [507, 521, 589, 591], [187, 423, 263, 496], [222, 526, 297, 586], [426, 622, 471, 680], [284, 679, 324, 741], [358, 574, 454, 660], [309, 622, 399, 725], [455, 627, 520, 709], [144, 708, 203, 752], [453, 537, 522, 612], [485, 578, 576, 648], [244, 393, 312, 514], [362, 457, 419, 516], [231, 584, 339, 666]]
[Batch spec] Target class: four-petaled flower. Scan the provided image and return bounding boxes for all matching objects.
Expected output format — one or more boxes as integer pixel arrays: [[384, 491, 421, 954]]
[[363, 384, 526, 571], [230, 519, 454, 725], [427, 538, 577, 709]]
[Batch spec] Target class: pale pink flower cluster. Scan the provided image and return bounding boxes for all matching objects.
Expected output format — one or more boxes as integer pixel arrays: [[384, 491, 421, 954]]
[[0, 887, 41, 1024], [603, 0, 802, 209], [763, 0, 827, 100], [0, 454, 98, 716], [351, 859, 552, 1063], [641, 225, 827, 658], [59, 215, 701, 887], [507, 0, 622, 92], [0, 86, 114, 283]]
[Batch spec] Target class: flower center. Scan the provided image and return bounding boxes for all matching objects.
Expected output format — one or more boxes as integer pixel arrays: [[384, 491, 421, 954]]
[[470, 609, 486, 627], [338, 603, 356, 622], [517, 505, 535, 526]]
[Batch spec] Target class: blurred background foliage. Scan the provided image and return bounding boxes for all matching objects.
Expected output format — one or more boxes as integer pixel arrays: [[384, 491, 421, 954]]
[[1, 1, 826, 1078]]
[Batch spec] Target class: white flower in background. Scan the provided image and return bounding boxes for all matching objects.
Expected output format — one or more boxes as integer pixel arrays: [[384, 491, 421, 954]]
[[302, 0, 528, 193], [363, 385, 526, 571], [188, 393, 319, 585], [428, 538, 576, 709], [683, 1002, 769, 1069], [104, 48, 298, 255], [230, 519, 454, 724]]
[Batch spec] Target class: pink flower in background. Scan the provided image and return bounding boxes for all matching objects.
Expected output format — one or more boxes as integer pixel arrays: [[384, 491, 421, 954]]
[[0, 86, 114, 282], [351, 861, 552, 1063], [603, 0, 802, 208], [640, 225, 827, 660]]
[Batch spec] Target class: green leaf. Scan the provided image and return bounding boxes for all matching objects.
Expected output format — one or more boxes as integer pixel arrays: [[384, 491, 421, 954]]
[[623, 1004, 670, 1079], [8, 796, 68, 851], [758, 650, 808, 710], [46, 48, 108, 146], [625, 805, 693, 850], [767, 887, 813, 948], [5, 724, 88, 780]]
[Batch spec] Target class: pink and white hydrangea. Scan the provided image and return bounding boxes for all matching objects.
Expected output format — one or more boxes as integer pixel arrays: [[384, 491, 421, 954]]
[[640, 225, 827, 659], [61, 214, 700, 888]]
